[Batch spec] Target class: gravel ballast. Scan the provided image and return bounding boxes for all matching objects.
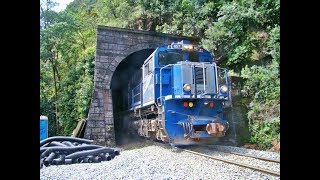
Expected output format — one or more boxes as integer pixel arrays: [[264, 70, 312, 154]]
[[40, 144, 280, 180], [188, 145, 280, 174], [209, 145, 280, 161]]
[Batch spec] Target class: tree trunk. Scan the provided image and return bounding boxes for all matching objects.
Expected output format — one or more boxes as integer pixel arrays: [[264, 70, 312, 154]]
[[49, 50, 60, 135]]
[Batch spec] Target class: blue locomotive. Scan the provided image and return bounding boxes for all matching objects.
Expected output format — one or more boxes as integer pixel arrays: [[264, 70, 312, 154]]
[[127, 40, 229, 146]]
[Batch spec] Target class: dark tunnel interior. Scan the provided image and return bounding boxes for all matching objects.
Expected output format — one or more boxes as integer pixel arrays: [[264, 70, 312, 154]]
[[110, 49, 155, 145]]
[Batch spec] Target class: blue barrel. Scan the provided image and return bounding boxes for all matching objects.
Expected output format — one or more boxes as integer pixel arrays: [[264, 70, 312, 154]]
[[40, 115, 48, 141]]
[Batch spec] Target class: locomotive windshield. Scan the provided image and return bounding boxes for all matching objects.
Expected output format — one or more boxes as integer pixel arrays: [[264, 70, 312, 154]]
[[158, 51, 183, 65], [188, 51, 200, 62], [158, 51, 201, 65]]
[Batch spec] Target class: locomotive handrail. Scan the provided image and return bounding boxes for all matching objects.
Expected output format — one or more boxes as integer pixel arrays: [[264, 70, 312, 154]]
[[131, 83, 142, 107], [214, 65, 229, 100], [159, 64, 175, 105], [202, 63, 206, 93], [214, 63, 219, 95]]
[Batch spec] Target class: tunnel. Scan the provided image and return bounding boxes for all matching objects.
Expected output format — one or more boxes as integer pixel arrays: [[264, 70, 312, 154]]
[[110, 49, 155, 145]]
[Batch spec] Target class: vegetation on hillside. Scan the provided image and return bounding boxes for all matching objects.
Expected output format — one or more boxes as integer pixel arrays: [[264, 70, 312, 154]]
[[40, 0, 279, 150]]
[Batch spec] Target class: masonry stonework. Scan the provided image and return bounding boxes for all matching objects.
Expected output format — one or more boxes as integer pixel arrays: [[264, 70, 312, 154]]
[[84, 26, 197, 146]]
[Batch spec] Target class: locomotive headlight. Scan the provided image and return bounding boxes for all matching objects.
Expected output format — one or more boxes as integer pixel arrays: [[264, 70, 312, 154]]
[[183, 44, 194, 51], [183, 84, 192, 91], [220, 85, 228, 93]]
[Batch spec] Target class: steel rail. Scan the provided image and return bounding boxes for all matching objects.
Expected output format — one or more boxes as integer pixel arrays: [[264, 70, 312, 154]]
[[178, 148, 280, 177], [203, 145, 280, 163]]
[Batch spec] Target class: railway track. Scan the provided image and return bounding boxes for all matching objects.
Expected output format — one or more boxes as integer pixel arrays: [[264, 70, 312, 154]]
[[178, 146, 280, 177], [144, 140, 280, 177], [203, 145, 280, 163]]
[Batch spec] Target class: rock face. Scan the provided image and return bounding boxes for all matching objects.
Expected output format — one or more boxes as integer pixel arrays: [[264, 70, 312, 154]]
[[269, 139, 280, 152], [84, 25, 197, 146], [218, 76, 251, 146]]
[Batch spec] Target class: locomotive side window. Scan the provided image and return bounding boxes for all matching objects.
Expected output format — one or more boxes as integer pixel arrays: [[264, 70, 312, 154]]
[[144, 58, 153, 76], [144, 63, 149, 76], [149, 57, 153, 72], [159, 51, 183, 65], [203, 57, 210, 62]]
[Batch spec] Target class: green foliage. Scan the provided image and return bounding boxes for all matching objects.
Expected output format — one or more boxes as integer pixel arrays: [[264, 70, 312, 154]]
[[267, 25, 280, 62], [54, 47, 95, 136], [40, 61, 57, 136], [40, 0, 95, 136], [201, 0, 279, 71], [240, 23, 280, 149], [156, 0, 228, 36], [74, 47, 95, 119], [200, 0, 280, 149], [241, 61, 279, 149], [249, 117, 280, 149], [94, 0, 135, 28], [241, 62, 279, 105]]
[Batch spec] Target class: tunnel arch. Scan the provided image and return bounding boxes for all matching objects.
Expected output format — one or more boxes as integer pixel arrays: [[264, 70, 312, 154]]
[[110, 48, 156, 111], [110, 48, 155, 144], [84, 25, 198, 146]]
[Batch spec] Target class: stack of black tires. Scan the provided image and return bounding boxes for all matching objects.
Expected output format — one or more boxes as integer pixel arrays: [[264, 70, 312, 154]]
[[40, 136, 120, 168]]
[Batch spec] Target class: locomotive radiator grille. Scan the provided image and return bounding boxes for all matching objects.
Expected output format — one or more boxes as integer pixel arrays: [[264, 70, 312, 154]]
[[194, 67, 206, 84], [192, 65, 208, 95]]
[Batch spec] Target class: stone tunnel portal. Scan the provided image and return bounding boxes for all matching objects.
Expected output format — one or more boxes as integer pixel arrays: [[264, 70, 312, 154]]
[[83, 25, 198, 146], [110, 49, 155, 144]]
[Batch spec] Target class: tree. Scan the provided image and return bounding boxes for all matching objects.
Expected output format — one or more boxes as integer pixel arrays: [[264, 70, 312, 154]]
[[41, 0, 96, 136]]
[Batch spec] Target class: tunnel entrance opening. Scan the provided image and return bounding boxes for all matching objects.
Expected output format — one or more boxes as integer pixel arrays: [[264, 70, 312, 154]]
[[110, 49, 155, 145]]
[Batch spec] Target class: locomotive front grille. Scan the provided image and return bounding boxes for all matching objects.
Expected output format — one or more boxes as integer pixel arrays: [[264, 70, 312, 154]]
[[193, 66, 208, 95], [194, 67, 205, 84], [180, 62, 217, 96]]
